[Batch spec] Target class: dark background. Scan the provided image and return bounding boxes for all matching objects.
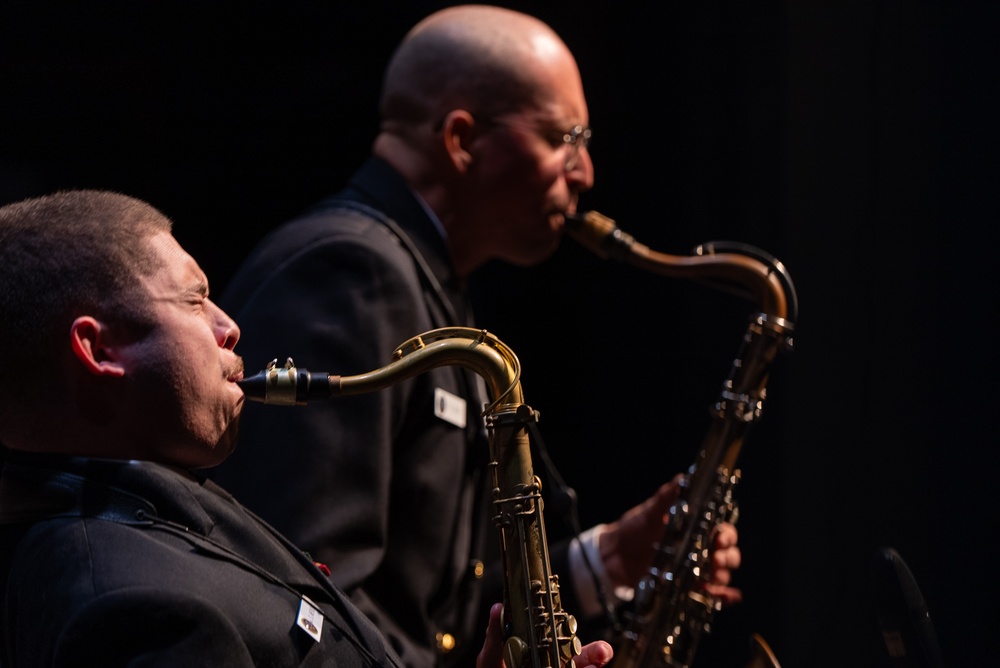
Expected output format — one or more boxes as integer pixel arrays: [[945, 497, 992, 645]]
[[2, 2, 998, 666]]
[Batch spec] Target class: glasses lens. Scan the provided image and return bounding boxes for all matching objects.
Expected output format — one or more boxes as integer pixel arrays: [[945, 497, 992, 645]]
[[564, 126, 591, 170]]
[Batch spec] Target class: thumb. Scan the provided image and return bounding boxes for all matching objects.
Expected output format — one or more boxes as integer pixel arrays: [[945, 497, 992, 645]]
[[476, 603, 505, 668]]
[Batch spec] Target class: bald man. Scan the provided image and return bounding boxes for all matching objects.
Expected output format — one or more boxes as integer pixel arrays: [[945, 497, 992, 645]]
[[213, 6, 740, 667]]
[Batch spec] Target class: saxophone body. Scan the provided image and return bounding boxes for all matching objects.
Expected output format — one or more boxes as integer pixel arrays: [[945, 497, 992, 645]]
[[238, 327, 581, 668], [565, 211, 795, 668]]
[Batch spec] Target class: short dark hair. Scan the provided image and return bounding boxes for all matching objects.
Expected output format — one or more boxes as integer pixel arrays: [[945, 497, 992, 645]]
[[0, 190, 172, 405]]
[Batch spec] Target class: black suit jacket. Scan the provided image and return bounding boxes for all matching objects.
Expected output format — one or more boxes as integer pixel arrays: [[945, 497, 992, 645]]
[[0, 447, 402, 667], [212, 159, 498, 667]]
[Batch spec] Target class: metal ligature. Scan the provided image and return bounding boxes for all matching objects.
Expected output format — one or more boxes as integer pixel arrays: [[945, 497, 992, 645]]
[[565, 211, 796, 668], [238, 327, 582, 668]]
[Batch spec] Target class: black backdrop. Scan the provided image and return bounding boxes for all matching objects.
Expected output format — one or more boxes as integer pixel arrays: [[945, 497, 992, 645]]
[[3, 2, 998, 666]]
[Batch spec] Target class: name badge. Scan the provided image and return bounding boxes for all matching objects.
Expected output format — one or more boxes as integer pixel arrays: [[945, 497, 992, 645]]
[[297, 596, 324, 643], [434, 387, 467, 428]]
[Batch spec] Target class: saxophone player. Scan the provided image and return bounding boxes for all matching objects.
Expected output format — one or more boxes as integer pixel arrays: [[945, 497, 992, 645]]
[[0, 190, 616, 668], [213, 5, 742, 667]]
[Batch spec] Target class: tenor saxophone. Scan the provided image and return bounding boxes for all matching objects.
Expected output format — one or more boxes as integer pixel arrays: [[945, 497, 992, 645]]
[[565, 211, 795, 668], [238, 327, 582, 668]]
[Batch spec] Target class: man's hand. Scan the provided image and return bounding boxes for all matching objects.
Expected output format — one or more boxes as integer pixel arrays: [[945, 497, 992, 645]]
[[598, 475, 743, 606], [705, 521, 742, 604], [477, 603, 613, 668]]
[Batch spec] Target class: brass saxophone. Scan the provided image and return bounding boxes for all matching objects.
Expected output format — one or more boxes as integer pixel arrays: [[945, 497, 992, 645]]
[[237, 327, 582, 668], [565, 211, 795, 668]]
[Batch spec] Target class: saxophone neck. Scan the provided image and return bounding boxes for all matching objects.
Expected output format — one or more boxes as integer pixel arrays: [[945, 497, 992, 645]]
[[388, 327, 524, 413], [238, 327, 524, 412], [565, 211, 798, 323]]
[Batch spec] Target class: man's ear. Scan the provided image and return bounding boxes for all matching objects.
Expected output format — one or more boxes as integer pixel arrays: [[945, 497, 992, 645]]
[[69, 316, 127, 378], [440, 109, 477, 173]]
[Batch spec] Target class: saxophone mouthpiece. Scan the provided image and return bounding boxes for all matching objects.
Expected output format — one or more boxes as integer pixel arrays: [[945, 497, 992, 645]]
[[237, 358, 335, 405], [565, 211, 637, 261]]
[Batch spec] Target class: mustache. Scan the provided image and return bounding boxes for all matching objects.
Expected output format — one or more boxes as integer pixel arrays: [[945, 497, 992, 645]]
[[224, 356, 245, 381]]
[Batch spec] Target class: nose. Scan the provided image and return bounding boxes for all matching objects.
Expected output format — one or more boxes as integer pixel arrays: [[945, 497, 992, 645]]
[[209, 300, 241, 350], [566, 145, 594, 192]]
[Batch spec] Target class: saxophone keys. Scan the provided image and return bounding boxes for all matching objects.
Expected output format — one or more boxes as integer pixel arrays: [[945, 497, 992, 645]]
[[564, 614, 578, 636], [559, 631, 582, 663], [504, 636, 528, 668]]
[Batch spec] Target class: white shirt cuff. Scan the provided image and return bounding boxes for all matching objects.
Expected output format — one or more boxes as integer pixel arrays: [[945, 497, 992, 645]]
[[569, 523, 630, 619]]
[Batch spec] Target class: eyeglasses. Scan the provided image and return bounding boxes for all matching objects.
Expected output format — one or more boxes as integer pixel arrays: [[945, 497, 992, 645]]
[[560, 125, 593, 171], [479, 116, 592, 171]]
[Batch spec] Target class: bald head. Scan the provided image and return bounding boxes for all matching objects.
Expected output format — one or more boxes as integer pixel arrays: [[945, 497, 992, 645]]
[[379, 5, 579, 129], [373, 6, 593, 276]]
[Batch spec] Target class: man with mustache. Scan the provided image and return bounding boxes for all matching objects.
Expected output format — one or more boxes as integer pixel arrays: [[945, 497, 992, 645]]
[[0, 189, 613, 668]]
